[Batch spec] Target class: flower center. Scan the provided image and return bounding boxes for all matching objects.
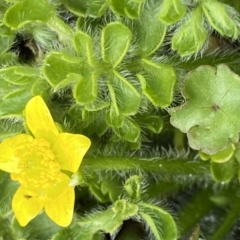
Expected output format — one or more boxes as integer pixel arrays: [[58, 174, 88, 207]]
[[11, 138, 60, 189]]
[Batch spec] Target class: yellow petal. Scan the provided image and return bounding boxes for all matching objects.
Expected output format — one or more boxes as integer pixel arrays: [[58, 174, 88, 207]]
[[25, 96, 59, 144], [52, 133, 91, 173], [12, 186, 45, 226], [45, 186, 74, 227], [0, 134, 33, 173], [46, 172, 70, 198]]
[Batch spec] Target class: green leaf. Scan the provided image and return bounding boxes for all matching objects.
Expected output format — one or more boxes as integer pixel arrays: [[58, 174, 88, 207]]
[[202, 0, 239, 39], [12, 212, 61, 239], [0, 66, 39, 85], [171, 7, 208, 56], [138, 59, 176, 108], [200, 144, 235, 163], [110, 0, 126, 15], [101, 177, 122, 202], [73, 73, 98, 105], [135, 1, 166, 56], [43, 52, 82, 89], [210, 158, 235, 183], [108, 71, 141, 115], [138, 115, 163, 134], [124, 175, 142, 201], [105, 105, 125, 128], [0, 88, 32, 118], [88, 0, 109, 17], [77, 200, 138, 238], [63, 0, 87, 16], [113, 118, 140, 143], [3, 0, 55, 29], [0, 175, 18, 215], [74, 31, 96, 66], [101, 22, 132, 68], [159, 0, 187, 25], [124, 1, 143, 18], [170, 64, 240, 155], [0, 120, 23, 141], [139, 203, 177, 240]]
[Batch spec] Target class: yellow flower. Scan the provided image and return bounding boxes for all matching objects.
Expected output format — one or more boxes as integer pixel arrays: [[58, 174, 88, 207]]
[[0, 96, 91, 227]]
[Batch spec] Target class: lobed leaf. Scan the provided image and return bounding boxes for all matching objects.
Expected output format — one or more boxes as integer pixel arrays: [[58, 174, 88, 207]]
[[159, 0, 187, 25], [138, 59, 176, 108], [101, 22, 132, 68], [135, 1, 166, 56], [87, 0, 109, 17], [73, 73, 98, 105], [43, 52, 82, 89], [63, 0, 87, 16], [170, 64, 240, 154], [210, 158, 235, 183], [74, 31, 96, 66], [3, 0, 55, 29], [77, 200, 138, 237], [202, 0, 239, 39], [108, 70, 141, 115], [139, 202, 178, 240], [171, 7, 208, 57]]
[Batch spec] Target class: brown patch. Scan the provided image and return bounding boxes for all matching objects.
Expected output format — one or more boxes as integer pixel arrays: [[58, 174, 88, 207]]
[[212, 104, 220, 111]]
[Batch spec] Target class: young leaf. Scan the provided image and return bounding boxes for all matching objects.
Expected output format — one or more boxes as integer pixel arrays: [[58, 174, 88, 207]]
[[63, 0, 88, 16], [124, 175, 142, 201], [87, 0, 109, 17], [171, 7, 208, 57], [139, 203, 177, 240], [77, 200, 138, 238], [138, 59, 176, 108], [108, 71, 141, 115], [113, 118, 140, 143], [159, 0, 187, 25], [110, 0, 126, 15], [202, 0, 239, 39], [138, 115, 163, 134], [3, 0, 55, 29], [0, 88, 32, 118], [73, 73, 98, 105], [170, 64, 240, 155], [101, 22, 132, 68], [210, 158, 235, 183], [43, 52, 82, 89], [134, 1, 166, 56], [124, 1, 143, 18], [0, 66, 38, 85], [200, 144, 235, 163], [74, 31, 96, 66]]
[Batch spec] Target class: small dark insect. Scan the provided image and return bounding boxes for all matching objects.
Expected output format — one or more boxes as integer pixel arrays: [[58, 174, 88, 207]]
[[24, 195, 32, 200]]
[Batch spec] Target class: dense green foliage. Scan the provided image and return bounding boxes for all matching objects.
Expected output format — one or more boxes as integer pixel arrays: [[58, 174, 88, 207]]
[[1, 0, 240, 239]]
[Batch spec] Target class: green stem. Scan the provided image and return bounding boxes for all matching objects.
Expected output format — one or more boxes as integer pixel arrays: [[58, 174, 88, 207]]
[[81, 157, 210, 177], [210, 196, 240, 240], [47, 15, 74, 45]]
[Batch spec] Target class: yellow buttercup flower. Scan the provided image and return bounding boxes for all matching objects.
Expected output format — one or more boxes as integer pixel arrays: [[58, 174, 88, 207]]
[[0, 96, 91, 227]]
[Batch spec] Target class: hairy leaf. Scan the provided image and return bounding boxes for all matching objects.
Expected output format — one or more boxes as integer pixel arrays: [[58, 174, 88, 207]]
[[101, 22, 132, 68], [87, 0, 109, 17], [135, 1, 166, 56], [171, 7, 208, 56], [139, 203, 177, 240], [202, 0, 239, 39], [73, 73, 98, 105], [74, 31, 96, 66], [108, 71, 141, 115], [63, 0, 87, 16], [138, 59, 176, 108], [3, 0, 55, 29], [170, 64, 240, 154], [159, 0, 187, 25], [43, 52, 82, 89], [77, 200, 138, 238]]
